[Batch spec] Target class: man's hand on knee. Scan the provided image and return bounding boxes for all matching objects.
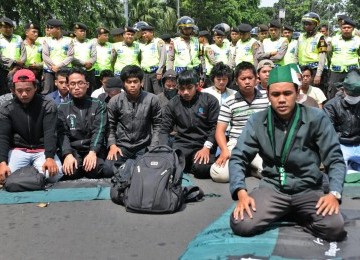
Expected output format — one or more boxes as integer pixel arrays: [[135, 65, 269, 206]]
[[62, 154, 77, 175], [83, 151, 97, 172], [316, 193, 340, 216], [42, 158, 59, 177], [194, 147, 210, 164], [0, 161, 11, 184], [233, 189, 256, 221]]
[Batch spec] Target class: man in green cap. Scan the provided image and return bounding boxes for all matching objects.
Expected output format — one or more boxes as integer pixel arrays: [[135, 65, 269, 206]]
[[324, 69, 360, 174], [229, 64, 347, 241]]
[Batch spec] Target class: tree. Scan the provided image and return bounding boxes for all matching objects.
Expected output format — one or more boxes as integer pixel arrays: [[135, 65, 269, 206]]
[[273, 0, 344, 31]]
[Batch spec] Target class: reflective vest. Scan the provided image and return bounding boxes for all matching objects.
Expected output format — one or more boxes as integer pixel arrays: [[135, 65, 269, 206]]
[[140, 37, 163, 72], [263, 37, 287, 65], [0, 34, 22, 61], [201, 43, 213, 75], [73, 38, 94, 70], [44, 36, 73, 69], [113, 41, 140, 75], [284, 39, 298, 65], [330, 34, 360, 72], [24, 41, 42, 66], [173, 36, 201, 69], [36, 36, 49, 45], [234, 38, 257, 65], [298, 32, 323, 65], [211, 42, 231, 64], [93, 42, 113, 76]]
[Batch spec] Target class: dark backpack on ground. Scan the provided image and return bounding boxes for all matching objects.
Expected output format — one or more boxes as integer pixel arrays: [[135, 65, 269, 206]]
[[4, 166, 45, 192], [111, 145, 187, 214]]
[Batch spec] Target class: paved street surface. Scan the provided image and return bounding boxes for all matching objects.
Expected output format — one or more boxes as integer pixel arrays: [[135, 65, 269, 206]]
[[0, 177, 358, 260]]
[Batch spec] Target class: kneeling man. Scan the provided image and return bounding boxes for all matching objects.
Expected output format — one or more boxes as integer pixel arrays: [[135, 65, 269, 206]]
[[229, 64, 346, 241]]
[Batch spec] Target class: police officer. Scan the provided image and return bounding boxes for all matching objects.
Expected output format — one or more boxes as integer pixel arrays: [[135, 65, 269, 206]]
[[257, 24, 269, 43], [230, 23, 260, 68], [297, 12, 328, 92], [0, 17, 26, 94], [139, 25, 166, 94], [167, 16, 201, 74], [198, 30, 216, 87], [93, 27, 114, 89], [230, 27, 240, 57], [23, 23, 43, 82], [257, 20, 288, 66], [112, 26, 141, 77], [328, 17, 360, 99], [211, 29, 231, 65], [72, 22, 97, 94], [42, 19, 74, 94], [110, 28, 124, 43], [282, 24, 298, 65]]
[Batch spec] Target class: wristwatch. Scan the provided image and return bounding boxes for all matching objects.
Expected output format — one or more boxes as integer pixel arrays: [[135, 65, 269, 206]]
[[330, 191, 342, 200]]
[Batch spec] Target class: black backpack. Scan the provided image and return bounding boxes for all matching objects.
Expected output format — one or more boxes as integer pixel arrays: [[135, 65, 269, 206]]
[[110, 145, 186, 214], [4, 166, 45, 192]]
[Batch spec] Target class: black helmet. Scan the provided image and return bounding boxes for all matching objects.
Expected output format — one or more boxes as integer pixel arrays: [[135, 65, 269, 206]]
[[133, 21, 149, 31], [302, 12, 320, 26], [176, 16, 195, 29]]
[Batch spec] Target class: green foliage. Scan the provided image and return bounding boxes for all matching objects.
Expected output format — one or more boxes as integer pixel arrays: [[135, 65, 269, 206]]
[[274, 0, 344, 31]]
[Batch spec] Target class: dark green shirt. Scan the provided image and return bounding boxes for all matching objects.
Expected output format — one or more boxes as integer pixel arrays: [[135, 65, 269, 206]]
[[229, 105, 346, 200]]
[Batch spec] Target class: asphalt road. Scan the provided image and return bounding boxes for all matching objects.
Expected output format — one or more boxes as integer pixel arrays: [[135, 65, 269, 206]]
[[0, 177, 359, 260]]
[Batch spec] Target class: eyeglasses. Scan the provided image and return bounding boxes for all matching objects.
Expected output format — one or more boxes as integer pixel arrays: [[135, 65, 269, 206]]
[[69, 81, 88, 87]]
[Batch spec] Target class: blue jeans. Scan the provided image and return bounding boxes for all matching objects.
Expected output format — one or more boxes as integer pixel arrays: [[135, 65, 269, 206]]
[[340, 144, 360, 173], [8, 149, 63, 183]]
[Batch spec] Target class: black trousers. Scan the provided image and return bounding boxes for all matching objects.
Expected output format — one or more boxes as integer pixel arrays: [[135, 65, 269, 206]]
[[230, 186, 346, 241], [61, 150, 107, 180], [327, 71, 347, 100], [143, 72, 162, 95]]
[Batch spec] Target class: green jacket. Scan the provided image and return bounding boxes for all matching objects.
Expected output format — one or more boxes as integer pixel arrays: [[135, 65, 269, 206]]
[[229, 105, 346, 200]]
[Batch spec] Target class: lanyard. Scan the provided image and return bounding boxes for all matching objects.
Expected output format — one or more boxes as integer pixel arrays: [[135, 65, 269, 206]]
[[267, 104, 301, 186]]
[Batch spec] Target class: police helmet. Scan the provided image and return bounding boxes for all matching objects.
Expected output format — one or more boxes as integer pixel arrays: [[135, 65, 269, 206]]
[[302, 12, 320, 26], [133, 21, 149, 31], [213, 23, 230, 34], [176, 16, 195, 29]]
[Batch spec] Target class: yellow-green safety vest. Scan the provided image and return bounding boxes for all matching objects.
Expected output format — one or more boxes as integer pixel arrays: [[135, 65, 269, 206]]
[[140, 38, 163, 72], [234, 38, 257, 65], [94, 42, 113, 76], [0, 34, 22, 61], [24, 41, 42, 66], [284, 39, 298, 65], [113, 41, 140, 75], [45, 36, 73, 68], [173, 36, 201, 69], [211, 42, 231, 64], [298, 32, 323, 65], [330, 34, 360, 72], [73, 39, 94, 70], [263, 37, 287, 65]]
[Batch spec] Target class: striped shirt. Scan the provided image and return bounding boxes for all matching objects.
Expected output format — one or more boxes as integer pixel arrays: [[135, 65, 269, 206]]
[[218, 88, 269, 141]]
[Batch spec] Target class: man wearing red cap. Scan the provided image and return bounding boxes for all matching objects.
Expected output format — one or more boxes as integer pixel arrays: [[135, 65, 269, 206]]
[[0, 69, 63, 184]]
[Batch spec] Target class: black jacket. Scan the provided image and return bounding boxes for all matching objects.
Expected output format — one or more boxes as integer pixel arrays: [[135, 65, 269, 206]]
[[0, 94, 58, 162], [57, 97, 107, 156], [159, 92, 220, 148], [107, 90, 162, 153], [323, 96, 360, 145]]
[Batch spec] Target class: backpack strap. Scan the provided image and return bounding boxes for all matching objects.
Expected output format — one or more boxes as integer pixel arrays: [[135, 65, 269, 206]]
[[183, 185, 204, 203]]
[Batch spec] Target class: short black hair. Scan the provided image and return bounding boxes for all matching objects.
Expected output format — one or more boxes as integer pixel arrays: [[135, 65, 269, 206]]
[[55, 68, 69, 80], [234, 61, 256, 79], [120, 65, 144, 82], [210, 62, 233, 87], [300, 65, 312, 75], [99, 70, 114, 81], [177, 69, 198, 86], [68, 67, 86, 78]]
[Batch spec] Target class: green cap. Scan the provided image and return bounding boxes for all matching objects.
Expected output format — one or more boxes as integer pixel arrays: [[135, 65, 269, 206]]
[[287, 63, 301, 74], [343, 70, 360, 96], [267, 64, 301, 87]]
